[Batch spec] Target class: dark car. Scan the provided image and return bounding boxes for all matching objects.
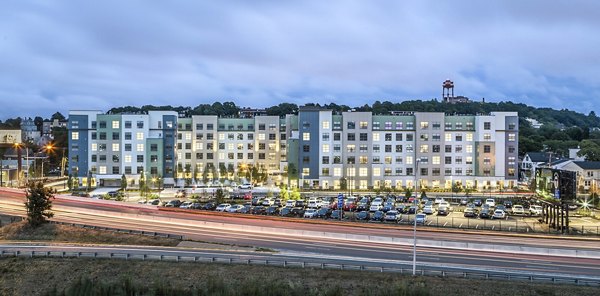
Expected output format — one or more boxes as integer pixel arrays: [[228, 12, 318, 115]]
[[382, 202, 395, 213], [356, 197, 370, 211], [280, 207, 294, 217], [355, 211, 370, 221], [370, 211, 384, 222], [294, 200, 306, 208], [239, 205, 253, 214], [315, 208, 332, 219], [330, 210, 344, 220], [463, 208, 479, 218], [202, 202, 217, 210], [273, 198, 283, 207], [495, 205, 507, 213], [503, 200, 513, 209], [165, 199, 182, 207], [421, 197, 429, 205], [252, 206, 267, 215], [190, 202, 202, 210], [251, 197, 263, 206], [408, 205, 418, 214], [473, 199, 483, 207], [479, 209, 492, 219], [291, 207, 305, 217], [395, 204, 408, 213], [266, 206, 280, 215]]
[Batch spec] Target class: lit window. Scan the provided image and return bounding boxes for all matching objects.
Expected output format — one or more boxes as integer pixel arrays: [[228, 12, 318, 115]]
[[508, 133, 516, 141], [359, 121, 368, 129], [347, 167, 355, 176], [484, 133, 491, 141], [420, 122, 429, 129], [112, 121, 119, 129], [136, 132, 144, 140], [420, 144, 429, 153], [359, 167, 368, 177], [373, 133, 380, 141], [99, 166, 107, 174], [445, 133, 451, 141], [466, 133, 473, 141], [259, 133, 266, 140], [185, 133, 191, 140], [322, 144, 330, 153], [124, 155, 132, 163], [406, 156, 413, 165], [302, 168, 310, 176], [303, 133, 310, 141], [466, 145, 473, 153], [219, 134, 225, 140], [322, 121, 330, 129], [333, 168, 341, 177], [112, 143, 119, 152], [432, 156, 440, 165], [71, 132, 79, 140], [91, 143, 97, 151], [136, 144, 144, 152], [373, 168, 381, 176]]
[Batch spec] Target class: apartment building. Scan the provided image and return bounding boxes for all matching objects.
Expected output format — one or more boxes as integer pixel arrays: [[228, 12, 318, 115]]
[[68, 110, 177, 187], [68, 108, 518, 191]]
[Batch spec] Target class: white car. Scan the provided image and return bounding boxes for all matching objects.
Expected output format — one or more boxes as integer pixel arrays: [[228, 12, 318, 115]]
[[485, 198, 496, 208], [303, 209, 318, 218], [492, 209, 506, 219], [369, 204, 381, 212], [439, 201, 451, 210], [371, 197, 384, 207], [262, 198, 274, 206], [434, 197, 444, 204], [239, 183, 253, 189], [285, 200, 295, 207], [307, 199, 321, 208], [215, 203, 231, 212], [512, 205, 525, 215], [423, 205, 435, 215], [415, 213, 427, 224], [529, 205, 543, 216], [179, 201, 193, 209], [226, 204, 244, 213]]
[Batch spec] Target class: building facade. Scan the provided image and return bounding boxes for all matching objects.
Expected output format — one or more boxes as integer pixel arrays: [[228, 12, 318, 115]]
[[68, 108, 519, 191]]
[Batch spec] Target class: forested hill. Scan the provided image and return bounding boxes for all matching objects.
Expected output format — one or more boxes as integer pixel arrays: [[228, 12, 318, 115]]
[[107, 99, 600, 128]]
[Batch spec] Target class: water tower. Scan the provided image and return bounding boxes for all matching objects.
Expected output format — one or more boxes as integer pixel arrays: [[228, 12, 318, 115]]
[[442, 79, 454, 102]]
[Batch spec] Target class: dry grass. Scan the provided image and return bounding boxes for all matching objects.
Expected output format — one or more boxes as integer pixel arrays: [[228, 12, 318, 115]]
[[0, 221, 180, 246], [0, 257, 598, 296]]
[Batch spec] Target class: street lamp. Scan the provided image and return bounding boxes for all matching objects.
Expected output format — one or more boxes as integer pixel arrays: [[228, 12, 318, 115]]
[[413, 158, 421, 276]]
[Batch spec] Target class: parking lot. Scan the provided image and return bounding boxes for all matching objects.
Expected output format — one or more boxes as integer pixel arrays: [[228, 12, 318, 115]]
[[140, 192, 600, 235]]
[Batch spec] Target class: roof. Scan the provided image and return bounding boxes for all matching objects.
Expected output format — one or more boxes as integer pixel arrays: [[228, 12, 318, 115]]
[[526, 152, 551, 163], [573, 161, 600, 170], [549, 159, 571, 166]]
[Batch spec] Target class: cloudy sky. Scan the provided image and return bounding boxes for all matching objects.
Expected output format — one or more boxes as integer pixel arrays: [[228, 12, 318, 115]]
[[1, 0, 599, 120]]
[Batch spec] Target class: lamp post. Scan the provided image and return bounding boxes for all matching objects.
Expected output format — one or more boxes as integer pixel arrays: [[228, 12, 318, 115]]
[[413, 158, 421, 276]]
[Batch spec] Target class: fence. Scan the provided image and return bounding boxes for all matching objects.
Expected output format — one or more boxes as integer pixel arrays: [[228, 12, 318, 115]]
[[1, 249, 598, 287]]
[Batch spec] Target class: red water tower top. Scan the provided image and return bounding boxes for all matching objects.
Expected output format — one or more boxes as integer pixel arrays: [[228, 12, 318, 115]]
[[443, 79, 454, 89]]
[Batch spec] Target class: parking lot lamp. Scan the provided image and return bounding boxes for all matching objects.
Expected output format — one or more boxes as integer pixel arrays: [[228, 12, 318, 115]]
[[413, 158, 421, 276]]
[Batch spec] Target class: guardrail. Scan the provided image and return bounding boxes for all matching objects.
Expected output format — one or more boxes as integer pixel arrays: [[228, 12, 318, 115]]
[[1, 249, 598, 287], [48, 221, 184, 240]]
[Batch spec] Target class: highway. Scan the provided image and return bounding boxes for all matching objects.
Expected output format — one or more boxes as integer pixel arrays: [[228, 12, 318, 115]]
[[1, 188, 600, 278]]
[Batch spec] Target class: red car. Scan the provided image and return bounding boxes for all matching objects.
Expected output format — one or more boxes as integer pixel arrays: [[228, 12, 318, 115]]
[[343, 197, 358, 211]]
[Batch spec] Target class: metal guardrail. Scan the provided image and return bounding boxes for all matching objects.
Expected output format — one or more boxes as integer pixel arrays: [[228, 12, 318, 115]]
[[48, 221, 184, 240], [1, 249, 598, 287]]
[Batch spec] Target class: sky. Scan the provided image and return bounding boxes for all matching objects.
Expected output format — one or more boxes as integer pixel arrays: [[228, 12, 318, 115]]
[[1, 0, 599, 120]]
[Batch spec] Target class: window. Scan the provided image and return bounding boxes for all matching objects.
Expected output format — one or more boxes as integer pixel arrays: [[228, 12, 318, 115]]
[[136, 144, 144, 152], [395, 145, 403, 153], [419, 144, 429, 153], [302, 168, 310, 175], [333, 168, 341, 177], [372, 144, 380, 152], [333, 156, 341, 164], [508, 146, 516, 153], [372, 133, 380, 141], [466, 145, 473, 153], [484, 133, 491, 141], [137, 121, 144, 128], [432, 168, 440, 176], [359, 167, 368, 176], [322, 133, 330, 141], [125, 166, 131, 174], [432, 156, 440, 165], [455, 123, 463, 130], [196, 123, 203, 130], [347, 121, 355, 129], [359, 133, 368, 141], [347, 133, 355, 141], [466, 133, 473, 141], [112, 132, 119, 140], [347, 156, 355, 164], [359, 121, 368, 129], [373, 168, 381, 176], [406, 168, 413, 176], [91, 132, 97, 140], [445, 168, 452, 176], [124, 132, 131, 140], [385, 133, 392, 141], [466, 157, 473, 165], [484, 145, 491, 153], [483, 157, 491, 165], [303, 145, 310, 152], [445, 133, 452, 141], [136, 132, 144, 140], [420, 122, 429, 129], [432, 122, 441, 130], [303, 133, 310, 141], [322, 168, 330, 176], [484, 122, 491, 130], [385, 145, 392, 153], [508, 133, 516, 141], [385, 122, 392, 129], [509, 123, 516, 130], [322, 121, 330, 129], [346, 144, 356, 153], [98, 132, 107, 140], [432, 134, 441, 141], [99, 166, 106, 174], [455, 134, 463, 141], [137, 155, 144, 162], [322, 144, 330, 153], [99, 121, 106, 128], [395, 133, 403, 141], [455, 145, 463, 153], [112, 143, 119, 152], [71, 132, 79, 140], [334, 133, 341, 141], [432, 145, 440, 153], [269, 133, 276, 140], [445, 156, 452, 164], [395, 122, 403, 130], [112, 121, 119, 128], [405, 156, 413, 165], [406, 134, 413, 141], [322, 156, 330, 164]]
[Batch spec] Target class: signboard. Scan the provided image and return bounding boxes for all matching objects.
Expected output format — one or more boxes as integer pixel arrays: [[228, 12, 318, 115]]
[[337, 193, 344, 209], [534, 168, 577, 202]]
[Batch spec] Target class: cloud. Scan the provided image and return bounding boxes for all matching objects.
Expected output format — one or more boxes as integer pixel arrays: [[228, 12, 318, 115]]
[[0, 0, 599, 119]]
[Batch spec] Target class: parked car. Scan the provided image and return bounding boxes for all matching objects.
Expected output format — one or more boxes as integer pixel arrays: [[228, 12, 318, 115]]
[[202, 202, 217, 210], [415, 213, 427, 224], [370, 211, 384, 222], [437, 206, 450, 216], [251, 197, 263, 206], [239, 205, 253, 214], [421, 197, 430, 205], [179, 201, 193, 209], [371, 197, 384, 208], [479, 209, 492, 219], [408, 205, 418, 214], [294, 200, 306, 208], [434, 197, 444, 204], [239, 183, 253, 189], [495, 205, 507, 213], [279, 207, 294, 217], [460, 198, 469, 206], [266, 206, 280, 215], [227, 204, 245, 213], [303, 209, 318, 218], [215, 203, 231, 212], [492, 209, 506, 219], [356, 200, 370, 211], [355, 211, 370, 221], [307, 199, 321, 209], [147, 199, 161, 206], [165, 199, 182, 207], [285, 200, 296, 208], [251, 206, 266, 215], [273, 199, 283, 207], [423, 205, 435, 215], [369, 203, 382, 212], [315, 207, 332, 219], [463, 208, 478, 218], [262, 198, 275, 206], [330, 210, 344, 220], [473, 199, 483, 207], [503, 200, 513, 209], [291, 207, 305, 217], [485, 198, 496, 208], [384, 210, 401, 222], [381, 202, 395, 212], [343, 196, 359, 211], [529, 205, 543, 216], [512, 205, 525, 215], [395, 204, 408, 213]]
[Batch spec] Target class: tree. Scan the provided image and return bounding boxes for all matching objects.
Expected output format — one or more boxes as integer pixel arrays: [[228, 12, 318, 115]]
[[120, 174, 127, 191], [280, 185, 289, 200], [184, 163, 192, 186], [215, 188, 225, 204], [51, 112, 66, 121], [404, 187, 413, 200], [290, 188, 301, 200], [67, 174, 73, 191], [339, 177, 348, 191], [578, 140, 600, 161], [24, 181, 54, 227]]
